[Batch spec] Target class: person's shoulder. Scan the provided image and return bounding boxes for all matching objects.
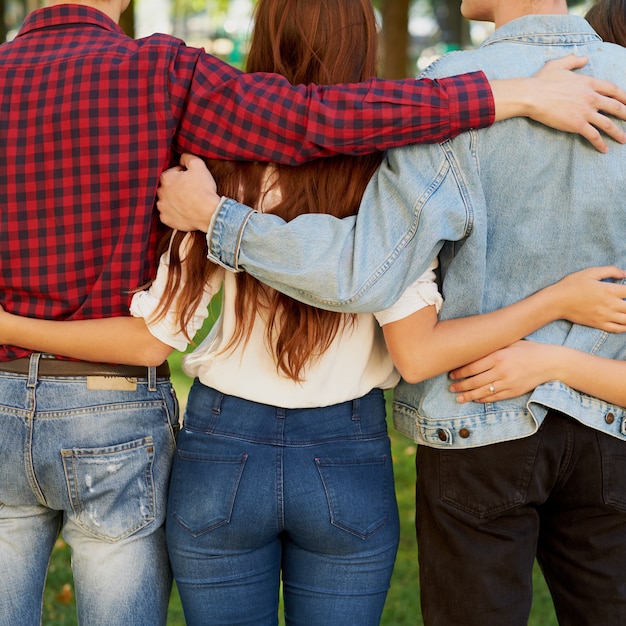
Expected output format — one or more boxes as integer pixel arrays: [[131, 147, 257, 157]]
[[594, 40, 626, 59], [585, 41, 626, 86], [132, 31, 201, 54], [418, 49, 487, 80]]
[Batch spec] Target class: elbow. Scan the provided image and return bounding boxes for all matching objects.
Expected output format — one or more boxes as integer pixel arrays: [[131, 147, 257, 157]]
[[393, 356, 444, 385], [394, 361, 431, 385], [398, 369, 430, 385], [136, 340, 174, 367]]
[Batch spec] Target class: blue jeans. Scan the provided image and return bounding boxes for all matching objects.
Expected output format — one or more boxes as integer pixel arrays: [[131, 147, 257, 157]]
[[167, 383, 399, 626], [0, 357, 179, 626]]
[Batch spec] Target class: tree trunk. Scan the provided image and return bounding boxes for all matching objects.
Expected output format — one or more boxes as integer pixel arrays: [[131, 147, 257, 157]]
[[0, 0, 5, 43], [432, 0, 470, 50], [380, 0, 410, 78], [119, 0, 135, 38]]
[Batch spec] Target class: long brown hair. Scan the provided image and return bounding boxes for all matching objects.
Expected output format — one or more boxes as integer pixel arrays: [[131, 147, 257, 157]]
[[586, 0, 626, 46], [159, 0, 384, 381]]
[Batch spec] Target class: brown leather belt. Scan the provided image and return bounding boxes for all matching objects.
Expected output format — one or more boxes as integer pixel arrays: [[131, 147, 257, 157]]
[[0, 357, 170, 378]]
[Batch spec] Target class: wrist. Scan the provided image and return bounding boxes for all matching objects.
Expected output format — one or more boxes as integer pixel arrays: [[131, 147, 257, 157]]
[[547, 345, 573, 383], [203, 193, 225, 232], [491, 78, 533, 122], [535, 283, 565, 325]]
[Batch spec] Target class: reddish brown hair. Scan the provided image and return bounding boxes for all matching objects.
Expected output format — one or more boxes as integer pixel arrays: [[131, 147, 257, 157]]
[[159, 0, 383, 381], [586, 0, 626, 46]]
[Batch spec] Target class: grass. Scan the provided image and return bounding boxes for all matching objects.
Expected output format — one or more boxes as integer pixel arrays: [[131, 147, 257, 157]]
[[43, 352, 558, 625]]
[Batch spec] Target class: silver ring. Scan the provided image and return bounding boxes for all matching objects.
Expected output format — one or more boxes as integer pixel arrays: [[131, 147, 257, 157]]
[[489, 384, 496, 393]]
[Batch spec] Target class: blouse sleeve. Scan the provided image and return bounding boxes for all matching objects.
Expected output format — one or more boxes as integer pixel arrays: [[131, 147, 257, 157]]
[[130, 234, 222, 351], [373, 260, 443, 326]]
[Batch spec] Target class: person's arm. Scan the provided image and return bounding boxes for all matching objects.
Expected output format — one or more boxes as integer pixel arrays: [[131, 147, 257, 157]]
[[381, 266, 626, 384], [162, 55, 626, 230], [0, 238, 219, 366], [157, 58, 626, 314], [159, 143, 462, 313], [177, 52, 626, 163], [448, 340, 626, 408], [0, 314, 172, 366]]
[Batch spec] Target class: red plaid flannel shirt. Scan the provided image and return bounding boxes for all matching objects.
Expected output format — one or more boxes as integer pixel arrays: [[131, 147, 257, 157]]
[[0, 5, 493, 360]]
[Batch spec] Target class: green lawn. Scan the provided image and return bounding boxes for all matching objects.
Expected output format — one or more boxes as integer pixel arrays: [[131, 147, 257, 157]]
[[43, 352, 558, 625]]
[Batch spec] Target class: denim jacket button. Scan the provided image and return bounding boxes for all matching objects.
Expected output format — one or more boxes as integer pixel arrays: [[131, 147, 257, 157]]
[[437, 430, 448, 442], [605, 412, 615, 425], [459, 428, 470, 439]]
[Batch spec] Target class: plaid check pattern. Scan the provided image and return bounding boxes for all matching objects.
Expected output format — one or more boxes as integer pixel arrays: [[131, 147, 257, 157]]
[[0, 5, 493, 360]]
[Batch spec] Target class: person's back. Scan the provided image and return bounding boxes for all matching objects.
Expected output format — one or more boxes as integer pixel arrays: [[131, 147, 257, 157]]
[[391, 9, 626, 626], [0, 8, 181, 623], [394, 13, 626, 445], [0, 5, 179, 357]]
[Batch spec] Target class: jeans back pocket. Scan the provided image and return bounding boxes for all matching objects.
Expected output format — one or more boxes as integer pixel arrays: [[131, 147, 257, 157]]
[[315, 455, 393, 539], [62, 436, 156, 542]]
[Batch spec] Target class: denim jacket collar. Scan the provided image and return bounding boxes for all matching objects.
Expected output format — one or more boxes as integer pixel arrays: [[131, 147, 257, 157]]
[[481, 14, 601, 47]]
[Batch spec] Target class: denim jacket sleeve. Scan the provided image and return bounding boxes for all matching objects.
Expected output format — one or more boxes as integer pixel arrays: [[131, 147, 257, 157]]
[[207, 138, 476, 313]]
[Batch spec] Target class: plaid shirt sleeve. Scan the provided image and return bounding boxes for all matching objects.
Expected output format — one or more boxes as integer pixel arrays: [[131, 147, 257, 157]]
[[169, 45, 494, 164], [0, 8, 494, 362]]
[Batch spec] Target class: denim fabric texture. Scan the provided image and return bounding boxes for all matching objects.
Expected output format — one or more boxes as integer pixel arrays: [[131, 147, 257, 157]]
[[416, 411, 626, 626], [0, 356, 179, 626], [206, 14, 626, 625], [208, 15, 626, 449], [167, 382, 399, 626]]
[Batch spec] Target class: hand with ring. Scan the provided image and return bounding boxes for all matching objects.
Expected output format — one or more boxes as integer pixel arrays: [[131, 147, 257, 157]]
[[449, 341, 554, 404]]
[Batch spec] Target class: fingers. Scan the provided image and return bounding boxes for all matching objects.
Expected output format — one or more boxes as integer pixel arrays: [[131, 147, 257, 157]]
[[589, 78, 626, 107], [582, 265, 626, 280], [574, 81, 626, 148], [574, 81, 626, 149], [158, 155, 208, 190], [159, 164, 185, 187], [578, 125, 608, 153], [179, 153, 207, 170], [544, 54, 588, 72], [538, 56, 626, 150], [451, 377, 501, 404], [449, 370, 490, 393], [604, 322, 626, 334], [588, 109, 626, 145]]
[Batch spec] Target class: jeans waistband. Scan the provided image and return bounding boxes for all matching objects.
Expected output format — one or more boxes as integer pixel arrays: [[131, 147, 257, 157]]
[[184, 383, 388, 445], [0, 354, 170, 379]]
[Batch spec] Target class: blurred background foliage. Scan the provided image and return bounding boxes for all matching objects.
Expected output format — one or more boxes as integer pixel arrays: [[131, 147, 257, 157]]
[[1, 1, 592, 77]]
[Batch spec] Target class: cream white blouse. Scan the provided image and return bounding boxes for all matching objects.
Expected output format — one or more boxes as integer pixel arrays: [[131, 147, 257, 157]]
[[130, 240, 442, 408]]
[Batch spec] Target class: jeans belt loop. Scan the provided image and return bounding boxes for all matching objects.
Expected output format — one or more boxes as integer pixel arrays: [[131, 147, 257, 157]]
[[211, 389, 224, 415], [148, 366, 156, 392], [27, 353, 41, 388], [352, 396, 361, 421]]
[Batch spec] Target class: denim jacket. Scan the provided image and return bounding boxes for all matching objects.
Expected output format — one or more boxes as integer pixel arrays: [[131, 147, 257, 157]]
[[208, 15, 626, 448]]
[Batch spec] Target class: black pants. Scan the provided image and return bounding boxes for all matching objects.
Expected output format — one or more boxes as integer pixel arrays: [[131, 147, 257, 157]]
[[416, 410, 626, 626]]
